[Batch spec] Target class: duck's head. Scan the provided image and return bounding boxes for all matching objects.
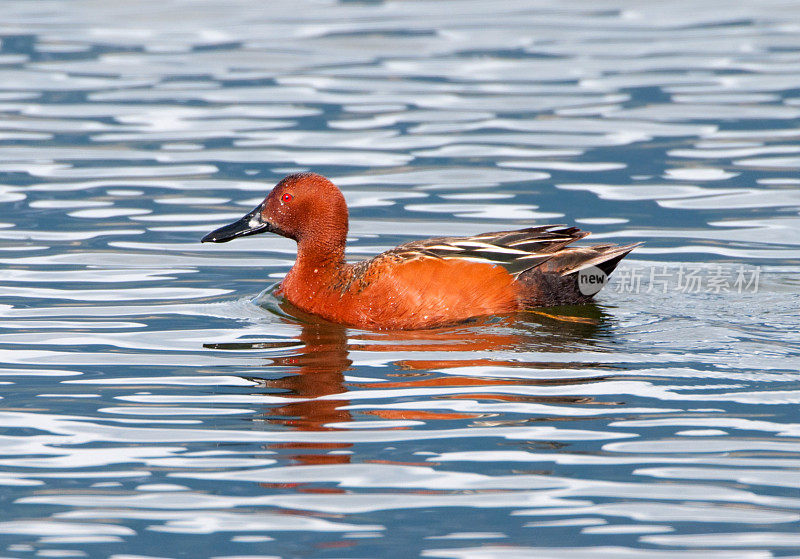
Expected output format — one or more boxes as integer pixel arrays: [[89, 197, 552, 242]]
[[201, 172, 349, 244]]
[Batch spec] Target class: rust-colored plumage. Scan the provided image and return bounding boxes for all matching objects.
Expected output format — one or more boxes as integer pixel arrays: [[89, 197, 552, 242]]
[[202, 172, 639, 330]]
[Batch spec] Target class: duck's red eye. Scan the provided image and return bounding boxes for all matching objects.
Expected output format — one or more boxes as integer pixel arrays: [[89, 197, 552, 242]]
[[281, 193, 293, 203]]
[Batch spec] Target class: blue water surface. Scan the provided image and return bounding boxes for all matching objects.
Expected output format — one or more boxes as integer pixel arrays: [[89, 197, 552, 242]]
[[0, 1, 799, 558]]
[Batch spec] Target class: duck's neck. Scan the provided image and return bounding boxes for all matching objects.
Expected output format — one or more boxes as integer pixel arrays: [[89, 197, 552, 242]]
[[283, 232, 348, 300], [296, 236, 346, 275]]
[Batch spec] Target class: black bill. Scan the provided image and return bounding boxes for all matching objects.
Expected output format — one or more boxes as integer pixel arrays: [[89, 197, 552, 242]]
[[201, 205, 272, 243]]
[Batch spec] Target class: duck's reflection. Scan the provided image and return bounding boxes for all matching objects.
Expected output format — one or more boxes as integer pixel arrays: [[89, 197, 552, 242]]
[[260, 321, 355, 465], [264, 322, 353, 431], [206, 303, 613, 464]]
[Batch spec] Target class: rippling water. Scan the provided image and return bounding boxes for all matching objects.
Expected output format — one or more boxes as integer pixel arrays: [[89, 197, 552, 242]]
[[1, 1, 800, 557]]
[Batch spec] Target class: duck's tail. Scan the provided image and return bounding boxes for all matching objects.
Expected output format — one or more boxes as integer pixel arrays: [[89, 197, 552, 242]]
[[516, 241, 641, 307]]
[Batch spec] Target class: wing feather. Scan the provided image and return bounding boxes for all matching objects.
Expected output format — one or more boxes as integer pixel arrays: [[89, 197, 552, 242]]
[[384, 225, 603, 277]]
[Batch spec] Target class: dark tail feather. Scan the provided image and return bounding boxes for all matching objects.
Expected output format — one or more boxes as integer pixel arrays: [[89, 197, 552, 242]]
[[590, 243, 641, 277], [534, 242, 641, 277], [516, 242, 641, 307]]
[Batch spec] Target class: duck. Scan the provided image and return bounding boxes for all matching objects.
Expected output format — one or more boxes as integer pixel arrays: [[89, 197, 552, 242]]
[[202, 172, 638, 330]]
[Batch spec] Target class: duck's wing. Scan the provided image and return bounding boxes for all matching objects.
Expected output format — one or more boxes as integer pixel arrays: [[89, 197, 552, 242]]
[[385, 225, 629, 277]]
